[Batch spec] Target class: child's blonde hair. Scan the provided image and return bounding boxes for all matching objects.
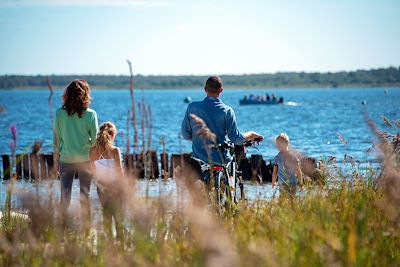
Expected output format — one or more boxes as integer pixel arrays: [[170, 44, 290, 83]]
[[276, 133, 290, 145], [95, 122, 117, 153]]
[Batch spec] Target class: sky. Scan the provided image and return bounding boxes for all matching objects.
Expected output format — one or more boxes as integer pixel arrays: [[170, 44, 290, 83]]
[[0, 0, 399, 75]]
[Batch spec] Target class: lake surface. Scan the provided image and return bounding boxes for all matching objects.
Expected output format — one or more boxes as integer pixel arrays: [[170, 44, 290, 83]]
[[0, 88, 399, 162], [0, 179, 276, 216], [0, 88, 398, 209]]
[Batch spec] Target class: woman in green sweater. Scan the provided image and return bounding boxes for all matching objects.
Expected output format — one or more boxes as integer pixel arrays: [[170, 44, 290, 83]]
[[53, 80, 98, 229]]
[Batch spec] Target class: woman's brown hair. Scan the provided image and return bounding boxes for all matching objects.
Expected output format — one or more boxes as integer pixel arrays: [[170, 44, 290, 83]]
[[62, 80, 92, 117]]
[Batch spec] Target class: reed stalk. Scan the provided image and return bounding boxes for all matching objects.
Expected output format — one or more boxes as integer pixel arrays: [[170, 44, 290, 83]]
[[47, 77, 54, 126], [127, 60, 139, 155], [4, 125, 17, 229]]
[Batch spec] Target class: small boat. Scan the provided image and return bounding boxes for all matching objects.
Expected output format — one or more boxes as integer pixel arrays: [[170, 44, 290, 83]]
[[184, 96, 192, 104], [239, 97, 284, 105]]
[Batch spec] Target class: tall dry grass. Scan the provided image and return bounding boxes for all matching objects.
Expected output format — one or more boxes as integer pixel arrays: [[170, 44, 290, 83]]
[[1, 159, 399, 266]]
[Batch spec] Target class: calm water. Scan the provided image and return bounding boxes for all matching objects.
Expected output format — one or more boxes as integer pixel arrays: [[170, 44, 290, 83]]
[[0, 88, 399, 208], [0, 179, 275, 216], [0, 88, 399, 161]]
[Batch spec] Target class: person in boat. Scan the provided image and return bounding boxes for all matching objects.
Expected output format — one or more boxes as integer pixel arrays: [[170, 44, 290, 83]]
[[89, 122, 124, 239], [272, 94, 277, 101], [53, 80, 98, 231], [181, 76, 263, 182], [266, 94, 270, 101], [279, 97, 284, 103]]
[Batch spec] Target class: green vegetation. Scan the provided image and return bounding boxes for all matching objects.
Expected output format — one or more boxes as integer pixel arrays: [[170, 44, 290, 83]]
[[0, 176, 399, 266], [1, 66, 400, 89]]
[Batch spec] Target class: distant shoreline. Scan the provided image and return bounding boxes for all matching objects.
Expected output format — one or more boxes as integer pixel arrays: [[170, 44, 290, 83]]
[[1, 85, 399, 91], [1, 66, 399, 90]]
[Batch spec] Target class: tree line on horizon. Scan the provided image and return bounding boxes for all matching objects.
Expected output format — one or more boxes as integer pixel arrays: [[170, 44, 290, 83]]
[[0, 66, 399, 89]]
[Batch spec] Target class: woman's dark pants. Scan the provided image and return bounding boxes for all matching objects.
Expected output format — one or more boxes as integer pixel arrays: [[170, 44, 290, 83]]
[[60, 162, 92, 230]]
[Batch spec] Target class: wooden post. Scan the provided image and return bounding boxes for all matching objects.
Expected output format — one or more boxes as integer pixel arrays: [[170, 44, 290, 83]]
[[170, 154, 180, 179], [135, 153, 145, 179], [170, 153, 191, 179], [30, 153, 39, 181], [44, 154, 56, 179], [1, 155, 10, 180], [39, 155, 47, 179], [160, 152, 169, 179], [250, 154, 263, 182], [22, 154, 30, 180], [238, 157, 251, 181], [261, 159, 273, 183], [16, 154, 23, 179], [300, 157, 318, 177], [146, 151, 159, 179], [123, 154, 134, 178], [123, 152, 159, 179]]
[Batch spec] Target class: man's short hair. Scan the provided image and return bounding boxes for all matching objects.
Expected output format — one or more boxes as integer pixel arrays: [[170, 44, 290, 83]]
[[205, 76, 223, 93]]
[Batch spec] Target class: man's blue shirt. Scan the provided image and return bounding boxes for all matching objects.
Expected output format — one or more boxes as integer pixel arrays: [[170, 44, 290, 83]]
[[181, 96, 245, 164]]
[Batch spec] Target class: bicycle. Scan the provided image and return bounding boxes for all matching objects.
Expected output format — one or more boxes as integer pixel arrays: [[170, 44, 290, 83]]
[[201, 138, 263, 215]]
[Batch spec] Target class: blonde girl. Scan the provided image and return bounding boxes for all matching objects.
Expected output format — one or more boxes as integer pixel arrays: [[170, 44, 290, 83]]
[[89, 122, 124, 238]]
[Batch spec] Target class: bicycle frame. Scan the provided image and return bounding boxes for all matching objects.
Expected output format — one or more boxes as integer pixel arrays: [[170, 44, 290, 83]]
[[196, 139, 259, 214], [209, 145, 245, 214]]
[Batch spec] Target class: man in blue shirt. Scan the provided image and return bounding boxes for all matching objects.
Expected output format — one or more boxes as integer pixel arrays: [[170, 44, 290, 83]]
[[181, 76, 263, 166]]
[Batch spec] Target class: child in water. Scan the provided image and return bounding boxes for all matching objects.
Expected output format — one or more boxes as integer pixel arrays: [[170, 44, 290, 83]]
[[89, 122, 124, 238], [272, 133, 303, 197]]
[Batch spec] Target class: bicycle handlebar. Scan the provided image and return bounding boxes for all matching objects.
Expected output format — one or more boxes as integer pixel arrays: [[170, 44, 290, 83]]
[[214, 137, 263, 150], [244, 136, 263, 146]]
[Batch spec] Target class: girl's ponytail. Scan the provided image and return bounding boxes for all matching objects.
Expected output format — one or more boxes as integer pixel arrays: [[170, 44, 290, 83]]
[[95, 122, 117, 154]]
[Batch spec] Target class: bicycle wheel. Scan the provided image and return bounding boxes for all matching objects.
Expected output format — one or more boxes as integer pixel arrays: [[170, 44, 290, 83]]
[[229, 160, 244, 203], [215, 169, 233, 215]]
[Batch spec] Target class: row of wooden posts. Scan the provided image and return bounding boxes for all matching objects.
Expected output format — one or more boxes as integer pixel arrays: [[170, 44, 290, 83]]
[[1, 152, 279, 182]]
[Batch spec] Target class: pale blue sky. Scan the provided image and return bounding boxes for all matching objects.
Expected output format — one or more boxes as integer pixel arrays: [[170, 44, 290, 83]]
[[0, 0, 399, 75]]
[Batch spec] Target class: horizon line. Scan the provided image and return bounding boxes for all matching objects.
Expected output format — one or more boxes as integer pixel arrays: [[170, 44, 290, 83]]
[[0, 65, 399, 77]]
